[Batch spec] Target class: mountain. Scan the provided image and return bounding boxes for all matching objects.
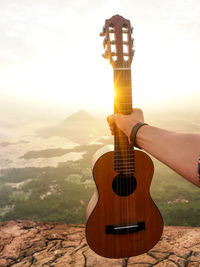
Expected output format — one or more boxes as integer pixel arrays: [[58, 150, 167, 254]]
[[62, 109, 97, 122], [36, 109, 200, 144], [36, 109, 110, 144]]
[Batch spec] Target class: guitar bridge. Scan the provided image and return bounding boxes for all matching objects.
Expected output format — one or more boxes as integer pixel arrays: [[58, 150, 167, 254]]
[[105, 222, 145, 235]]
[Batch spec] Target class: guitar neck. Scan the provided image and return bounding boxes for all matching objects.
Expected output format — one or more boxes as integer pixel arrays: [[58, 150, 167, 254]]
[[114, 69, 132, 114], [113, 69, 135, 175]]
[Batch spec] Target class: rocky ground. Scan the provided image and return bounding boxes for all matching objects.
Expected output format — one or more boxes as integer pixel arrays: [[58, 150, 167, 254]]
[[0, 220, 200, 266]]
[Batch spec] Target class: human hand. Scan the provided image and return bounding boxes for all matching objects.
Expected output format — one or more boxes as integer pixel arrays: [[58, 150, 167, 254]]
[[107, 108, 144, 141]]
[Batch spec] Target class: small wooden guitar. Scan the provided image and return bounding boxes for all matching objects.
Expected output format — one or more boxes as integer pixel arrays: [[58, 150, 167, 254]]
[[85, 14, 163, 259]]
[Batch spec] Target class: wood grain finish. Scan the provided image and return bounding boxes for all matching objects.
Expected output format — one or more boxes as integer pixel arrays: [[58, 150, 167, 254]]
[[85, 148, 163, 258], [86, 15, 163, 258]]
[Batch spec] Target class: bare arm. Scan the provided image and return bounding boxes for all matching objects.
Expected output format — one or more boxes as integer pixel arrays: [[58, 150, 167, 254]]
[[107, 109, 200, 187]]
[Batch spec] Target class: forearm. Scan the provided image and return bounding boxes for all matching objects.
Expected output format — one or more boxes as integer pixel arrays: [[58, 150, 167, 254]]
[[107, 109, 200, 187], [137, 125, 200, 187]]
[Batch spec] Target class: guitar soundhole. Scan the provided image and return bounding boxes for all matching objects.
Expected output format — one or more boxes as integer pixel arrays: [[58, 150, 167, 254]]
[[112, 173, 137, 197]]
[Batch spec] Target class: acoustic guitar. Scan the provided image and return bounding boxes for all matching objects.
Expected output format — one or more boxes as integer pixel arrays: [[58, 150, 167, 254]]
[[85, 14, 163, 259]]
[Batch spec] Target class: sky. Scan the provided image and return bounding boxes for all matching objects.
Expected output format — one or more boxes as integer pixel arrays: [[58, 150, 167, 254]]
[[0, 0, 200, 120]]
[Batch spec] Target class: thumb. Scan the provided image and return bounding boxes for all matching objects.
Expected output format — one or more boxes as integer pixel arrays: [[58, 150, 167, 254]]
[[107, 114, 117, 126]]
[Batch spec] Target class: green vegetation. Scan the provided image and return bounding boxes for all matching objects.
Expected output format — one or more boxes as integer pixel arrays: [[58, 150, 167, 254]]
[[0, 143, 200, 226], [0, 185, 13, 207], [0, 144, 101, 223], [151, 158, 200, 226]]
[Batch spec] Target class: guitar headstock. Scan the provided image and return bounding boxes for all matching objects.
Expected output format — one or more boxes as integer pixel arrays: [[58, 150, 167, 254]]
[[100, 14, 134, 68]]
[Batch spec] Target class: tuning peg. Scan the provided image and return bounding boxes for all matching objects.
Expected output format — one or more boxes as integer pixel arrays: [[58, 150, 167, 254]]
[[131, 27, 134, 33], [132, 49, 135, 56], [122, 29, 128, 33], [100, 26, 106, 36], [123, 41, 129, 45], [131, 38, 134, 46], [102, 51, 109, 59], [110, 40, 116, 44], [103, 38, 107, 49], [123, 52, 129, 56], [109, 29, 115, 33]]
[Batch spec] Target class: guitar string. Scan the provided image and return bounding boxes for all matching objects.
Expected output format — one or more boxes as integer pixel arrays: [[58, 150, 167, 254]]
[[127, 69, 131, 232], [122, 72, 125, 225], [125, 68, 130, 231], [125, 70, 128, 230], [123, 74, 126, 228], [114, 71, 120, 225], [128, 69, 134, 233], [115, 70, 123, 227], [115, 68, 133, 230], [121, 69, 130, 229]]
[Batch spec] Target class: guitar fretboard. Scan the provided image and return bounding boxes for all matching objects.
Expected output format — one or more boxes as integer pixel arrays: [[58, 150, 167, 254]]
[[114, 69, 135, 175]]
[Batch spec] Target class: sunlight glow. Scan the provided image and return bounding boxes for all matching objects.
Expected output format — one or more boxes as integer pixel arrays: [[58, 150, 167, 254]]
[[1, 0, 200, 115]]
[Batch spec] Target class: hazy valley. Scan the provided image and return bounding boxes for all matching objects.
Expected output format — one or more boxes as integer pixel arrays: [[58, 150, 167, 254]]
[[0, 109, 200, 226]]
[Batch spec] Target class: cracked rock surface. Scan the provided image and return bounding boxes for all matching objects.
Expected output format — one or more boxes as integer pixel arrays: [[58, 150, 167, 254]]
[[0, 220, 200, 266]]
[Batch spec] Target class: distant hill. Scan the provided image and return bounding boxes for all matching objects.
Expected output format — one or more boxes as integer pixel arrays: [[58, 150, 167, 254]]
[[36, 109, 200, 144], [36, 109, 110, 144]]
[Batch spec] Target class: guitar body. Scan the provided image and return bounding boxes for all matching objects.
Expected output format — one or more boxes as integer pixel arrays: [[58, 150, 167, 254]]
[[85, 146, 163, 258]]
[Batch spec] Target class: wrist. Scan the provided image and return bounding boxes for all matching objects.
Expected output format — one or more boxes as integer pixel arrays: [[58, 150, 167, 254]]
[[127, 121, 142, 140], [130, 122, 148, 149]]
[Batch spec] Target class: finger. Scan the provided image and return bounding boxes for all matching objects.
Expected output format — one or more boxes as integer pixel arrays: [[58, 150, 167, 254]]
[[109, 126, 115, 135], [107, 114, 115, 126]]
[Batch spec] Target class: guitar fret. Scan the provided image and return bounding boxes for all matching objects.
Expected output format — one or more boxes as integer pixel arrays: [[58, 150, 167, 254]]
[[114, 68, 131, 70], [114, 147, 133, 150], [114, 152, 134, 155], [114, 160, 134, 163], [115, 149, 134, 151], [115, 149, 133, 152], [115, 102, 133, 104], [114, 164, 134, 167], [114, 161, 134, 165], [115, 96, 132, 99], [114, 169, 135, 172], [114, 168, 135, 172], [114, 163, 135, 166], [115, 155, 134, 159], [114, 91, 132, 93], [114, 168, 134, 171], [114, 153, 134, 157], [115, 109, 133, 112], [115, 143, 132, 146], [114, 170, 135, 173], [114, 152, 134, 154], [115, 106, 132, 109], [114, 144, 133, 147], [114, 166, 135, 170], [114, 85, 131, 87], [114, 166, 135, 169], [115, 160, 134, 162], [114, 159, 134, 162]]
